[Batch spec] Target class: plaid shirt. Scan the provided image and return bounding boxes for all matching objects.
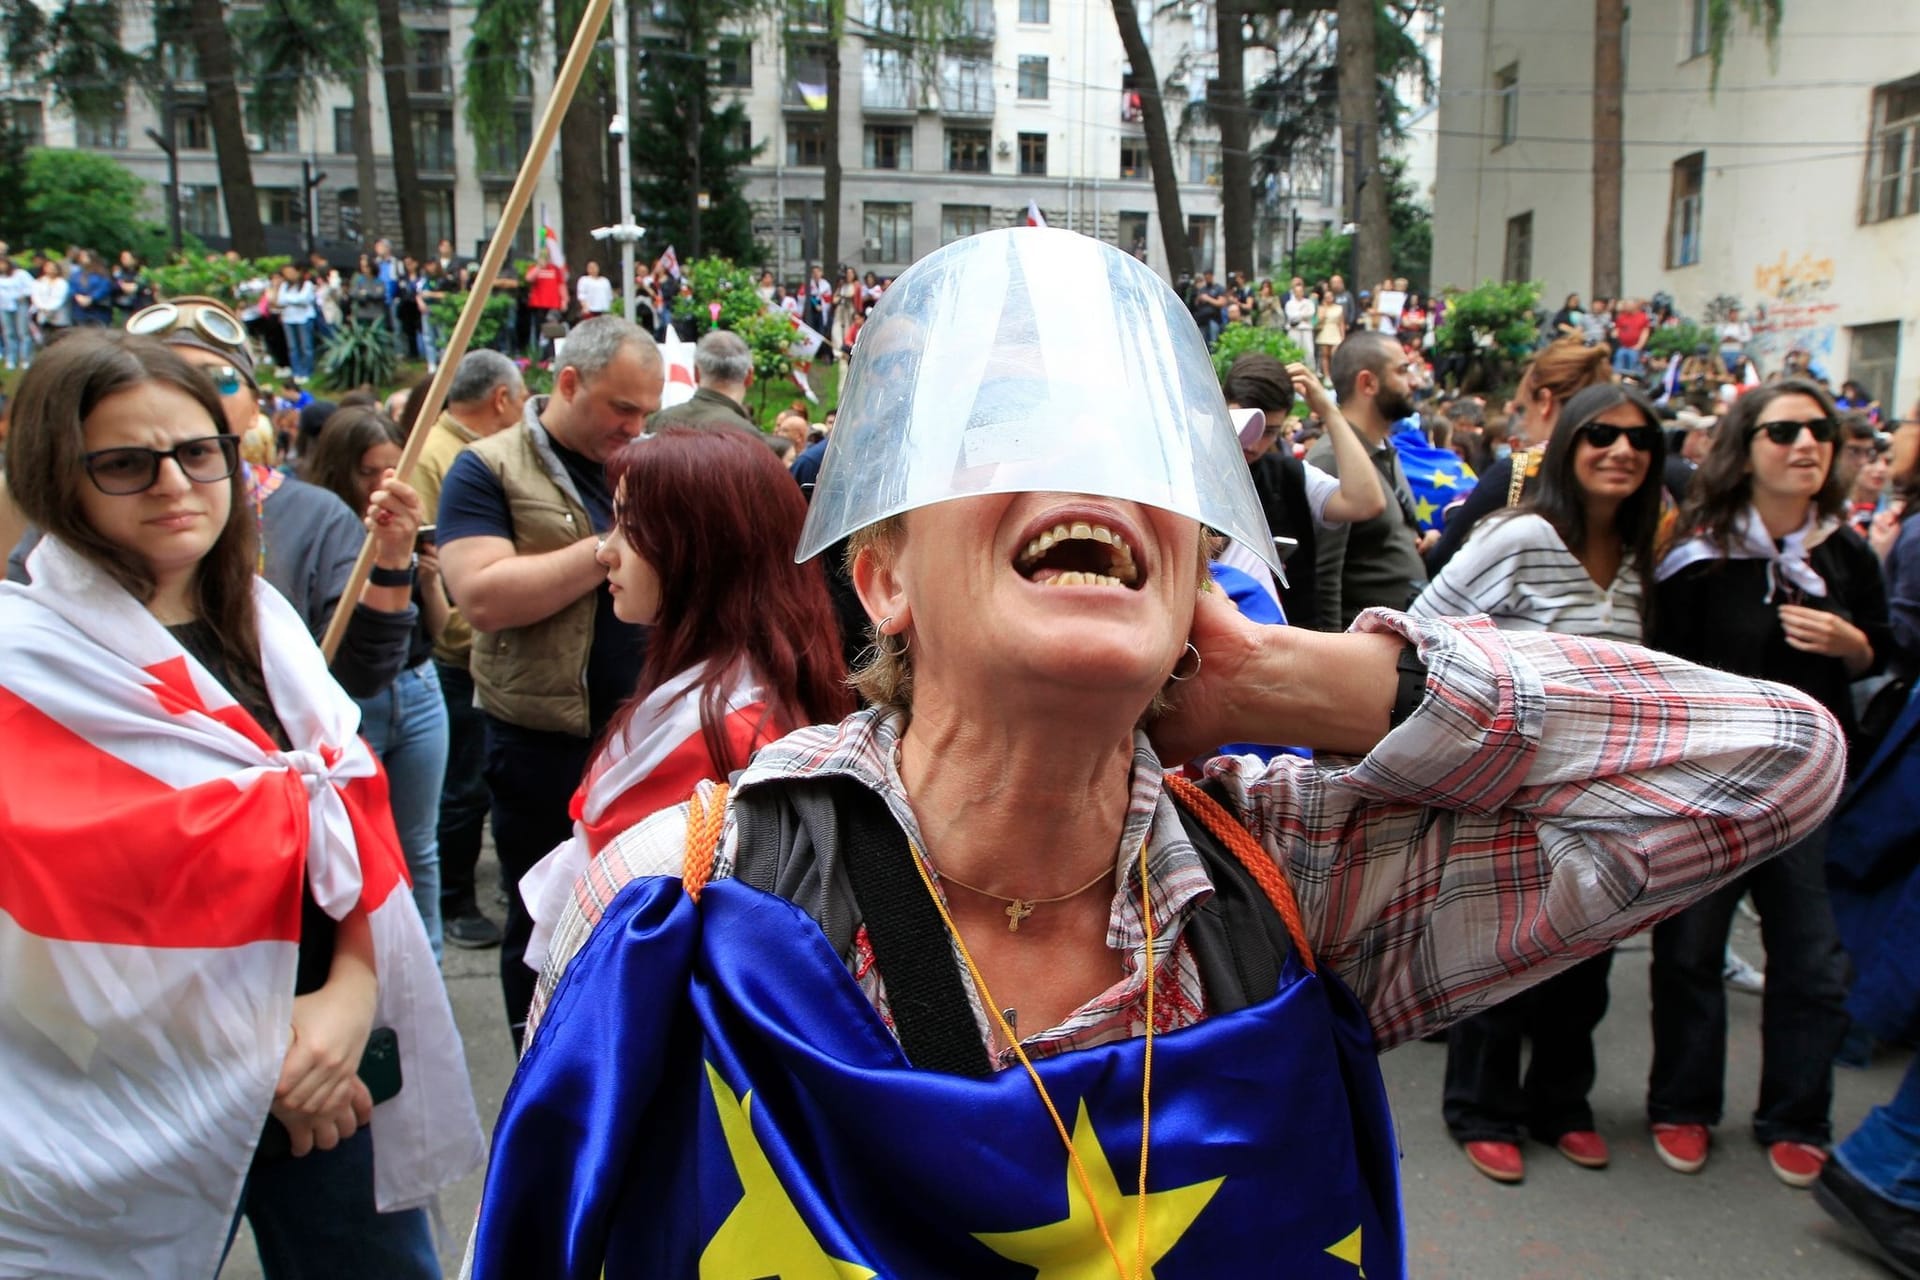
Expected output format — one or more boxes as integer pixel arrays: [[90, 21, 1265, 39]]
[[533, 609, 1844, 1055]]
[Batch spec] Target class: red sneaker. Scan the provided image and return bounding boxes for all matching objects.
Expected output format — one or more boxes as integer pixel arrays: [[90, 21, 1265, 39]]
[[1463, 1140, 1525, 1183], [1555, 1130, 1610, 1169], [1652, 1123, 1710, 1174], [1769, 1141, 1828, 1188]]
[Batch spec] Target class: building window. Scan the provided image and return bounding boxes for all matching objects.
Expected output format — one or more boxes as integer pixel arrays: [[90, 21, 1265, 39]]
[[1188, 215, 1216, 277], [181, 184, 222, 238], [941, 203, 990, 244], [1117, 210, 1149, 260], [1017, 55, 1049, 101], [1119, 138, 1148, 180], [864, 124, 912, 170], [1019, 131, 1047, 176], [7, 100, 45, 147], [333, 107, 357, 155], [941, 55, 993, 114], [726, 118, 751, 156], [412, 30, 451, 95], [862, 46, 915, 111], [785, 42, 829, 110], [253, 100, 298, 153], [177, 104, 213, 150], [715, 38, 752, 88], [1667, 151, 1704, 268], [1019, 0, 1049, 21], [863, 0, 914, 36], [483, 188, 535, 257], [1494, 63, 1518, 148], [482, 108, 533, 175], [946, 127, 990, 172], [421, 187, 455, 251], [1503, 211, 1533, 282], [1864, 74, 1920, 225], [955, 0, 994, 38], [1687, 0, 1711, 60], [1848, 321, 1902, 405], [786, 119, 826, 166], [1188, 142, 1221, 185], [413, 108, 456, 172], [258, 186, 300, 228], [76, 105, 128, 149], [783, 196, 824, 267], [864, 200, 912, 262]]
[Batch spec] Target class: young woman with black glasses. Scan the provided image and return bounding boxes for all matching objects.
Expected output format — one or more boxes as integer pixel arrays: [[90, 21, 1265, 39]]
[[1646, 377, 1891, 1191], [1412, 382, 1668, 1185]]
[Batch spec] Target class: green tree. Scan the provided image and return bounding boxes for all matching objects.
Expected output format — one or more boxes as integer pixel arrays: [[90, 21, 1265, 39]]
[[1431, 278, 1541, 391], [1264, 156, 1428, 291], [629, 6, 762, 261], [1111, 0, 1190, 278], [16, 148, 174, 260]]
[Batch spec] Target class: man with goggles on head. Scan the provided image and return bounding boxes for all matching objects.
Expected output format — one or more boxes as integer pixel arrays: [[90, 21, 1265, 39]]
[[9, 296, 423, 703]]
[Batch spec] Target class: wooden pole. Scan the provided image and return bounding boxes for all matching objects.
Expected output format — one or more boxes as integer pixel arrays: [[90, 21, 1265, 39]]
[[319, 0, 615, 661]]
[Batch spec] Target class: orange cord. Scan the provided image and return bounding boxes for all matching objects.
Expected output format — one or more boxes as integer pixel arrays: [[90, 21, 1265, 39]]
[[680, 782, 728, 900], [1162, 774, 1317, 974], [1133, 830, 1154, 1280]]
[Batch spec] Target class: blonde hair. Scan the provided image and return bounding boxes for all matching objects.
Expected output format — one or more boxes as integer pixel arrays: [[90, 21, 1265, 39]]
[[240, 422, 278, 467], [1520, 337, 1614, 409]]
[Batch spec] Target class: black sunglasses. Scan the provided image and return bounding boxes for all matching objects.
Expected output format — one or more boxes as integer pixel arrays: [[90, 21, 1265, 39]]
[[1577, 423, 1660, 452], [1749, 417, 1839, 446], [84, 435, 241, 496]]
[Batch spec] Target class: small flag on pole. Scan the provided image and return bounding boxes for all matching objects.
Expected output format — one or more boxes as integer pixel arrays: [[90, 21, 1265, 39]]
[[537, 205, 565, 266], [658, 325, 696, 408], [657, 245, 681, 279], [1025, 200, 1048, 229]]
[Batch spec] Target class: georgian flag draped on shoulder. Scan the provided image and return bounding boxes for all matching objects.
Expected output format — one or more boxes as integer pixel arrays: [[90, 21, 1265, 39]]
[[0, 538, 485, 1280]]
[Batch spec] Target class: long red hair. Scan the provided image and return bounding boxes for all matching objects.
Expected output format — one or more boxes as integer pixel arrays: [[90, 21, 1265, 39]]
[[602, 426, 852, 772]]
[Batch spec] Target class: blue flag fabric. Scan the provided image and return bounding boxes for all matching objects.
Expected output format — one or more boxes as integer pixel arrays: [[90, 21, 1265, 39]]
[[1390, 426, 1476, 533], [472, 875, 1407, 1278]]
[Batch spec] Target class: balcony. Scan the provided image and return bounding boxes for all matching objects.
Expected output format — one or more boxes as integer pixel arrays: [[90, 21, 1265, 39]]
[[861, 47, 916, 114], [950, 0, 995, 42], [939, 55, 994, 116]]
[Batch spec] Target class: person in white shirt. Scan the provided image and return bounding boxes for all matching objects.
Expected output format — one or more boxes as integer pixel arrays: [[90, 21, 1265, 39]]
[[1283, 277, 1318, 359], [1717, 307, 1754, 376], [0, 258, 35, 370], [575, 261, 615, 319], [28, 260, 71, 350], [1411, 381, 1668, 1185], [274, 265, 319, 382]]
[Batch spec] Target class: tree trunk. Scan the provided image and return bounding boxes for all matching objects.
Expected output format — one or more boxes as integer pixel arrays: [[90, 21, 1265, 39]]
[[687, 12, 705, 258], [821, 7, 843, 271], [555, 2, 609, 275], [1111, 0, 1190, 278], [1337, 0, 1388, 287], [350, 53, 382, 243], [185, 0, 266, 256], [1591, 0, 1625, 300], [376, 0, 427, 255], [1213, 0, 1253, 278]]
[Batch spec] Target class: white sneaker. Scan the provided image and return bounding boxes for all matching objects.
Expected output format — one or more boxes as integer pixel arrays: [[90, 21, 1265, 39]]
[[1723, 948, 1765, 995]]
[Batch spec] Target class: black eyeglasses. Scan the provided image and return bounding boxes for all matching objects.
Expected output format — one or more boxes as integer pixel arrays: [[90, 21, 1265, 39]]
[[1577, 423, 1660, 452], [84, 435, 240, 495], [1750, 417, 1839, 446]]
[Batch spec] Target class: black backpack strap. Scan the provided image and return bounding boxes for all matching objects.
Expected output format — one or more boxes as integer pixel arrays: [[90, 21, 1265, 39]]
[[1171, 777, 1295, 1015], [734, 776, 993, 1078]]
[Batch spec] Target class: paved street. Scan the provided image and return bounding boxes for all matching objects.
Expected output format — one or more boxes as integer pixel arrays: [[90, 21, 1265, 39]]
[[224, 883, 1903, 1279]]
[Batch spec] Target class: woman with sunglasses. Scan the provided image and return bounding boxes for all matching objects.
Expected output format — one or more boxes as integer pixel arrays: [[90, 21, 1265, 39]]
[[1411, 383, 1668, 1185], [304, 407, 454, 956], [0, 330, 480, 1275], [1646, 378, 1891, 1190]]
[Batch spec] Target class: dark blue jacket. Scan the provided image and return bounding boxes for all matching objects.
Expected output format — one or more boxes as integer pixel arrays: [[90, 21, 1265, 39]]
[[1828, 687, 1920, 1042]]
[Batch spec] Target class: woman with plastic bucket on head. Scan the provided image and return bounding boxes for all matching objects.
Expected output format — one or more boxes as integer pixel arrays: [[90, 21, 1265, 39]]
[[466, 229, 1845, 1280]]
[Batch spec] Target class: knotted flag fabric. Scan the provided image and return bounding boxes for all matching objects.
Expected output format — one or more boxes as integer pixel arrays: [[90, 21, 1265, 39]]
[[1391, 424, 1475, 533], [471, 875, 1406, 1279], [0, 538, 485, 1279]]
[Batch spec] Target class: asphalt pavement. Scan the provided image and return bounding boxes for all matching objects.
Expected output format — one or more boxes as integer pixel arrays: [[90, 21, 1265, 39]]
[[222, 871, 1905, 1279]]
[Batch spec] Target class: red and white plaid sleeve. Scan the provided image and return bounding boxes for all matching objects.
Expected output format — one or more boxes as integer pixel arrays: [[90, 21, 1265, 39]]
[[1206, 609, 1847, 1049]]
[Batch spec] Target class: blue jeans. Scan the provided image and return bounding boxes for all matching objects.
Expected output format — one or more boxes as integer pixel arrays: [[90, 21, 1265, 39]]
[[224, 1126, 440, 1279], [1838, 1053, 1920, 1211], [284, 321, 315, 380], [434, 660, 491, 915], [419, 316, 441, 371], [0, 307, 26, 367], [1612, 345, 1642, 375], [357, 662, 450, 959]]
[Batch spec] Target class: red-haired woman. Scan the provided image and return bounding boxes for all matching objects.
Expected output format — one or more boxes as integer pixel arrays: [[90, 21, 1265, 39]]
[[522, 425, 853, 967]]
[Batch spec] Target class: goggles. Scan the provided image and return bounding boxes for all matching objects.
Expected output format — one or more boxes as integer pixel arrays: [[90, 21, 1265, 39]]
[[127, 297, 250, 352]]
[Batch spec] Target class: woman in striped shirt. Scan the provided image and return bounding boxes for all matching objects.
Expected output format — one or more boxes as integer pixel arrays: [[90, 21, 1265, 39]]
[[1411, 382, 1668, 1184]]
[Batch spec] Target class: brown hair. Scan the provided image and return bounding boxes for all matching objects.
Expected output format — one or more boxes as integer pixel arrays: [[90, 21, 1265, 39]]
[[1678, 378, 1847, 551], [1519, 337, 1614, 412], [5, 330, 262, 687], [301, 406, 405, 510]]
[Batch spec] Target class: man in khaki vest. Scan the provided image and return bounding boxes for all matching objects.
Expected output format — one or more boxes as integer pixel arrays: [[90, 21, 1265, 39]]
[[438, 317, 663, 1045], [413, 349, 526, 951]]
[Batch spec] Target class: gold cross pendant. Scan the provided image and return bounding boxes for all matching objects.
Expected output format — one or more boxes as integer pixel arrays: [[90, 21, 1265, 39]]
[[1004, 899, 1034, 932]]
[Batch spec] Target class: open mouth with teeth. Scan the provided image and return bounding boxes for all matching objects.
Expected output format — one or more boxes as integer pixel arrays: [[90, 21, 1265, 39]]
[[1014, 520, 1143, 589]]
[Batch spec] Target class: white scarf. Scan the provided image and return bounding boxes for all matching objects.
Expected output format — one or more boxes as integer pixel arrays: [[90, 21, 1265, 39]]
[[1657, 504, 1839, 601]]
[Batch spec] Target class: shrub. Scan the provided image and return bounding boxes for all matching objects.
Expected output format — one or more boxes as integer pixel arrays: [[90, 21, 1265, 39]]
[[1646, 320, 1713, 361], [316, 320, 398, 391], [1210, 323, 1309, 390], [427, 291, 514, 352]]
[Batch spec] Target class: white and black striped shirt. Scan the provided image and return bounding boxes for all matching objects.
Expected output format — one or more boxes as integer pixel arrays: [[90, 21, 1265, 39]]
[[1410, 513, 1644, 643]]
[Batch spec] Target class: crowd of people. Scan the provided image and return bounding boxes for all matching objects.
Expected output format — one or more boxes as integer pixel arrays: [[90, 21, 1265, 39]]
[[0, 223, 1915, 1279]]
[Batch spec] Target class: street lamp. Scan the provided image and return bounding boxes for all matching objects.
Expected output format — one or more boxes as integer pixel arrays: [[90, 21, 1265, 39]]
[[144, 125, 182, 254]]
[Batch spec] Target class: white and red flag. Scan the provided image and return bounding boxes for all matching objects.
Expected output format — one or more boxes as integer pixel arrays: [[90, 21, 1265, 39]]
[[1025, 200, 1048, 228], [659, 324, 697, 408], [657, 244, 681, 279], [0, 538, 484, 1277]]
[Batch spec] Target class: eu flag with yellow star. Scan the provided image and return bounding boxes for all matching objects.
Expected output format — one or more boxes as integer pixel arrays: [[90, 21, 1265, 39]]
[[1391, 425, 1475, 534], [470, 876, 1406, 1279]]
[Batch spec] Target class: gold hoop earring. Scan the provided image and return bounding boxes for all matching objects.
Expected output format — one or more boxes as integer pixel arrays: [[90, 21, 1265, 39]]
[[1168, 642, 1202, 682]]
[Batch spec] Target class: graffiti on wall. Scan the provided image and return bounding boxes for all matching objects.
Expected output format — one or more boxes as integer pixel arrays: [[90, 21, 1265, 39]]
[[1749, 250, 1839, 376]]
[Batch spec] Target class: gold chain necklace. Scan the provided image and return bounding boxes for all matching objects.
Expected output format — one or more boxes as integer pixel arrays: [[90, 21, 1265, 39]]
[[933, 861, 1115, 932], [907, 835, 1157, 1280]]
